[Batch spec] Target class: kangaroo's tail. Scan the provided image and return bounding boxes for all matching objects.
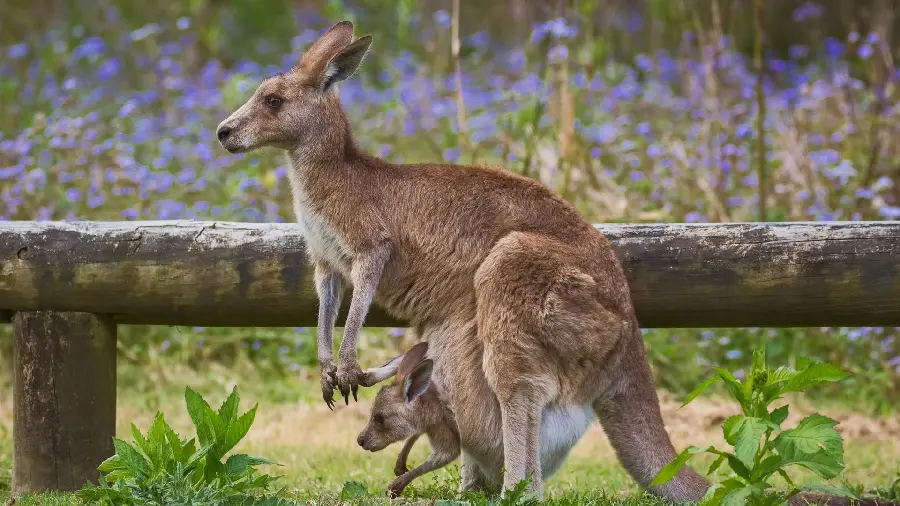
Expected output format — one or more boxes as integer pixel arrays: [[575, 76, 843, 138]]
[[593, 324, 899, 506], [591, 322, 709, 502]]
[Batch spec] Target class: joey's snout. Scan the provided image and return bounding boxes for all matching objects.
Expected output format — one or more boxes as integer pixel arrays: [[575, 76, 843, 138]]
[[357, 426, 389, 452], [357, 430, 374, 451]]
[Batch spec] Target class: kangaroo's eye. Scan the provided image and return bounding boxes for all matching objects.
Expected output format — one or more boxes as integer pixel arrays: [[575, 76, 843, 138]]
[[265, 95, 283, 109], [373, 414, 385, 425]]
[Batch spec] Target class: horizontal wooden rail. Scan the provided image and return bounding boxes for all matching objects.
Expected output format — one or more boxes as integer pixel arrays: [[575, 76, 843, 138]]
[[1, 220, 899, 328], [1, 218, 899, 495]]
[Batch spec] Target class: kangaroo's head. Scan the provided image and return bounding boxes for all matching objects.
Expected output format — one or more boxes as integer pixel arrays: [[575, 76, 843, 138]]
[[357, 342, 435, 452], [216, 20, 371, 154]]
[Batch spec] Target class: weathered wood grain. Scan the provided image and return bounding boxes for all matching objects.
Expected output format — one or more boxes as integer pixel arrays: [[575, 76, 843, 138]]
[[1, 220, 899, 327], [12, 311, 116, 494]]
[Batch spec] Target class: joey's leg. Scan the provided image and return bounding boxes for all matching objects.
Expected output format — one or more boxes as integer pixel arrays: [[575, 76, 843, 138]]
[[335, 242, 391, 404], [388, 448, 459, 498], [314, 261, 343, 409], [394, 434, 421, 477]]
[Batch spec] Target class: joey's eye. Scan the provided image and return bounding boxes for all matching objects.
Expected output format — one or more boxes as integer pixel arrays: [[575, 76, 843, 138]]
[[265, 95, 283, 109], [373, 414, 385, 425]]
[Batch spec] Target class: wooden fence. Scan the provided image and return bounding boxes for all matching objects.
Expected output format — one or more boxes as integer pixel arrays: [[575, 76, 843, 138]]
[[1, 219, 899, 494]]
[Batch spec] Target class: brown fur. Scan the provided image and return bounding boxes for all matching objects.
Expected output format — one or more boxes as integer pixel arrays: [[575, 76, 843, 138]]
[[215, 20, 890, 506]]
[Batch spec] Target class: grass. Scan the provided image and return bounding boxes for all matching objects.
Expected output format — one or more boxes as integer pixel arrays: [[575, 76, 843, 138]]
[[0, 356, 896, 505]]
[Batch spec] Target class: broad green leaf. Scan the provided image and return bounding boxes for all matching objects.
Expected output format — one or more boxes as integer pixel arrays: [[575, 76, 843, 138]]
[[145, 413, 170, 470], [772, 414, 845, 480], [185, 387, 222, 446], [754, 454, 785, 481], [129, 423, 153, 471], [776, 469, 795, 487], [224, 454, 278, 476], [218, 386, 241, 429], [165, 427, 185, 465], [722, 485, 754, 506], [708, 454, 727, 475], [767, 366, 798, 385], [181, 438, 197, 468], [102, 470, 132, 484], [769, 405, 789, 426], [650, 445, 714, 486], [185, 444, 212, 473], [195, 418, 215, 451], [772, 414, 844, 459], [112, 437, 151, 479], [725, 416, 768, 470], [783, 363, 851, 394], [97, 454, 127, 474], [722, 415, 743, 445], [204, 456, 225, 483], [681, 375, 723, 407], [699, 483, 728, 506], [714, 367, 749, 413], [725, 453, 752, 481], [217, 404, 258, 458], [777, 447, 844, 480]]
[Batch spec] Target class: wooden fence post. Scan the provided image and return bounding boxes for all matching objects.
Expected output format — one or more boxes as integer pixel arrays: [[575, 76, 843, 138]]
[[12, 311, 116, 495]]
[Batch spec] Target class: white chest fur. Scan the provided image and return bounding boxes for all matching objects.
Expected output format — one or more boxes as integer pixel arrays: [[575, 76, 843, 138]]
[[287, 169, 352, 274]]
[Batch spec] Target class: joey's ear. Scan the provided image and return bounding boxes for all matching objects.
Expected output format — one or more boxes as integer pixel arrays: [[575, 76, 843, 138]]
[[395, 341, 429, 383], [359, 353, 404, 387], [319, 35, 373, 92], [403, 359, 433, 403]]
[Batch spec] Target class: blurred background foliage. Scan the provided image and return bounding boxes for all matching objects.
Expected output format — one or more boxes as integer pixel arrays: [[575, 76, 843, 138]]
[[0, 0, 898, 413]]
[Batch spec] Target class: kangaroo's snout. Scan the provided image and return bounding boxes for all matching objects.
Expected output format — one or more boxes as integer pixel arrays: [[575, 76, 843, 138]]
[[216, 125, 232, 143]]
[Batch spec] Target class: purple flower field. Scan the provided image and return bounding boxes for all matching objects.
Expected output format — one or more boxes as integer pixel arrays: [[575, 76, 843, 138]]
[[0, 2, 897, 408]]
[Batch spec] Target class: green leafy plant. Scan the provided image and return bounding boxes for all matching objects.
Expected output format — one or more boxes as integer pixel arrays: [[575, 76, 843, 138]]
[[76, 386, 284, 505], [650, 341, 856, 506]]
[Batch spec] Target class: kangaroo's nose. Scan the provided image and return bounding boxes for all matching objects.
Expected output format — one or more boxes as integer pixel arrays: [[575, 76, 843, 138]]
[[217, 126, 232, 143], [357, 434, 365, 447]]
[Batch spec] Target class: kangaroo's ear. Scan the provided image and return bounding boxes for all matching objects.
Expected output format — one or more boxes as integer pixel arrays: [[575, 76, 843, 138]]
[[299, 20, 354, 70], [359, 353, 404, 387], [403, 359, 433, 403], [319, 35, 372, 92]]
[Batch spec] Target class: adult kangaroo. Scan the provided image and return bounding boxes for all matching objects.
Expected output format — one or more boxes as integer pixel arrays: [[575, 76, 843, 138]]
[[215, 19, 708, 501]]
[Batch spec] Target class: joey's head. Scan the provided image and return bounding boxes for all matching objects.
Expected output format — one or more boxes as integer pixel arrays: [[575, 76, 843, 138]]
[[357, 342, 436, 452], [215, 20, 372, 155]]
